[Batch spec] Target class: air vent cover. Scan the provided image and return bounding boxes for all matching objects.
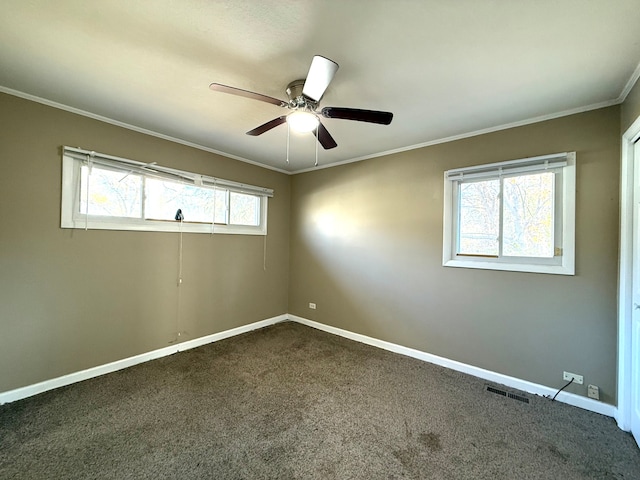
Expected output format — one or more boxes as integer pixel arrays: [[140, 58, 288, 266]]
[[486, 385, 530, 404]]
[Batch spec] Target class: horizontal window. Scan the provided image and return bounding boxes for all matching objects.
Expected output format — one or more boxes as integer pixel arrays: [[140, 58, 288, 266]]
[[442, 152, 575, 275], [61, 147, 272, 235]]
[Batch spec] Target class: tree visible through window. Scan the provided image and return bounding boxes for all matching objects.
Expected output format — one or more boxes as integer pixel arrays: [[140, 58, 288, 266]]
[[145, 178, 227, 224], [229, 192, 260, 226], [77, 166, 261, 227], [458, 172, 554, 258], [63, 147, 271, 236], [502, 172, 554, 258], [443, 152, 575, 275], [458, 179, 500, 256], [80, 166, 142, 218]]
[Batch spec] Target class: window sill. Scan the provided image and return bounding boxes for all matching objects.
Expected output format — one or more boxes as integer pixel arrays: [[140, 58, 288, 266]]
[[443, 258, 574, 275], [61, 218, 266, 235]]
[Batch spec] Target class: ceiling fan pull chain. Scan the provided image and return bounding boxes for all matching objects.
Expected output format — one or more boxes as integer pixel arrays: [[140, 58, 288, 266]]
[[315, 127, 319, 167], [263, 234, 267, 272], [286, 121, 290, 165]]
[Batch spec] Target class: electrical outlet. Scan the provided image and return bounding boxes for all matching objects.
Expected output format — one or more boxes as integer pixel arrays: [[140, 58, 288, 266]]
[[587, 384, 600, 400], [309, 303, 316, 310], [563, 371, 583, 385]]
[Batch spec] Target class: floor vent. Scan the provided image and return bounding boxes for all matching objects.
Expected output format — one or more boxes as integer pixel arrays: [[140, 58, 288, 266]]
[[507, 392, 530, 404], [486, 386, 530, 404], [486, 386, 507, 397]]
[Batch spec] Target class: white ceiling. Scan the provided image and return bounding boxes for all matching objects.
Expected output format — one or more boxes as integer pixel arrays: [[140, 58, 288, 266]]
[[1, 0, 640, 173]]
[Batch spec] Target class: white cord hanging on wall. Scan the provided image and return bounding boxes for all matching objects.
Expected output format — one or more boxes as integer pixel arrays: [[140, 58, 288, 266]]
[[211, 178, 217, 235], [176, 209, 184, 288], [263, 235, 267, 272], [171, 178, 188, 344], [170, 211, 185, 344]]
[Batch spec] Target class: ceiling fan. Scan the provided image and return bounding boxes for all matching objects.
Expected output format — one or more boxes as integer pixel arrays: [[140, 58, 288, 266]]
[[209, 55, 393, 150]]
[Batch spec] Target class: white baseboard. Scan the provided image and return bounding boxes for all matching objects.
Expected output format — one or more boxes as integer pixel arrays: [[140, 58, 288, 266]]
[[288, 314, 617, 418], [0, 314, 287, 405], [1, 313, 618, 420]]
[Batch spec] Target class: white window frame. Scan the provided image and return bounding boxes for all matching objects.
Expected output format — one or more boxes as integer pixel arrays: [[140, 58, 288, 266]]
[[61, 147, 272, 235], [442, 152, 575, 275]]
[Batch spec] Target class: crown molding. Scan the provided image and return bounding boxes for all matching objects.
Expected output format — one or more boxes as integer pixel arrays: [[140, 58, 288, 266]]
[[292, 99, 619, 174], [0, 86, 291, 175]]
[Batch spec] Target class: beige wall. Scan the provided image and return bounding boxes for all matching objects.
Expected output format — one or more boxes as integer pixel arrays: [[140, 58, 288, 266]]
[[289, 107, 621, 404], [0, 93, 290, 392], [0, 88, 630, 405], [622, 78, 640, 133]]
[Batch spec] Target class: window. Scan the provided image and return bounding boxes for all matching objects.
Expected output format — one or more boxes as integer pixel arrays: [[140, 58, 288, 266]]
[[61, 147, 272, 235], [443, 152, 575, 275]]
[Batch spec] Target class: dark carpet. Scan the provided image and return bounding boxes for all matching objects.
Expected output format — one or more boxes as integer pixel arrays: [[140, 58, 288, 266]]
[[1, 321, 639, 479]]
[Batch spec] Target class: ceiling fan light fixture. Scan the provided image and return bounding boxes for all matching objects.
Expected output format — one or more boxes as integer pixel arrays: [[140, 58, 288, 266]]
[[286, 111, 319, 133]]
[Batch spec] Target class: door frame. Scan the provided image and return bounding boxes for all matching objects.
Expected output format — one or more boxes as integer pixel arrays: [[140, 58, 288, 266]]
[[617, 114, 640, 432]]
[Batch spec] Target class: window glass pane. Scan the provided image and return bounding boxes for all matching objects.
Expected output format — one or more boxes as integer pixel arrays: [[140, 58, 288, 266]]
[[145, 178, 227, 223], [213, 189, 228, 224], [458, 179, 499, 256], [80, 166, 142, 218], [229, 192, 260, 226], [502, 172, 554, 258]]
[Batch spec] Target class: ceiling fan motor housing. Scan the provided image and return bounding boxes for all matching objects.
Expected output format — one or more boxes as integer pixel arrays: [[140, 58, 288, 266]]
[[286, 79, 317, 110]]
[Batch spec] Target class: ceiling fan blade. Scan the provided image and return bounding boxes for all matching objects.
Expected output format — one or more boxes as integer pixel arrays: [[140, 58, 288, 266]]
[[246, 116, 287, 136], [313, 121, 338, 149], [210, 83, 288, 108], [302, 56, 339, 102], [321, 107, 393, 125]]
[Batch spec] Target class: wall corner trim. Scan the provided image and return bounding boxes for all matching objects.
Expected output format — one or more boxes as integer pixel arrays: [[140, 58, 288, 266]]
[[287, 314, 617, 419], [0, 314, 288, 405]]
